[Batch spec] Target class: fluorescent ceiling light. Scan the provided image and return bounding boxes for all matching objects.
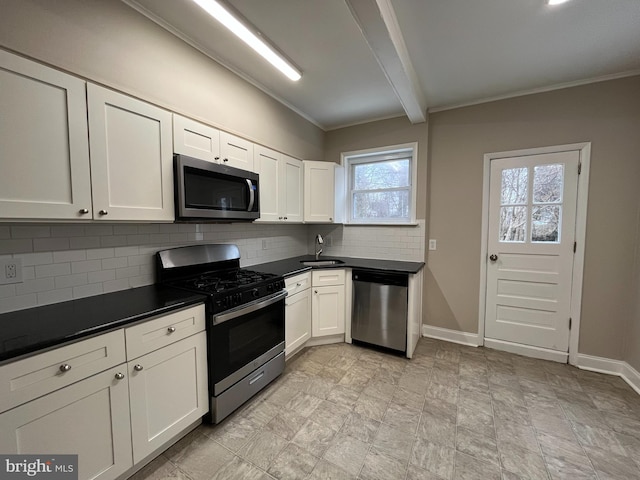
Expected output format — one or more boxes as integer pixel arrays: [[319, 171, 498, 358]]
[[547, 0, 571, 5], [191, 0, 302, 81]]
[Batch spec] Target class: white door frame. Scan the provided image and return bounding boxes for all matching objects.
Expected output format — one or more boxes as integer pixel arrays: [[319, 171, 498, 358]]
[[478, 142, 591, 365]]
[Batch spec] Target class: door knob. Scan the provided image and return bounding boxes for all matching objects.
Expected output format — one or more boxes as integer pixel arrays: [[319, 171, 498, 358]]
[[489, 254, 498, 262]]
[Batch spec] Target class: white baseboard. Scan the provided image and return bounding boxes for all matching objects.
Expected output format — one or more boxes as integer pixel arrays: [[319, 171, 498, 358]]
[[576, 353, 640, 396], [484, 338, 568, 363], [422, 325, 480, 347], [305, 334, 345, 347]]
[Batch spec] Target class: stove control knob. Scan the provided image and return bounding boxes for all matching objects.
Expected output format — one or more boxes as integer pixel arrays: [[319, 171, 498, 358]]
[[252, 288, 259, 298]]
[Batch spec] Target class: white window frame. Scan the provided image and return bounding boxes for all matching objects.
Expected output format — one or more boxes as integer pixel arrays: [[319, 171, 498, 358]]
[[341, 142, 418, 225]]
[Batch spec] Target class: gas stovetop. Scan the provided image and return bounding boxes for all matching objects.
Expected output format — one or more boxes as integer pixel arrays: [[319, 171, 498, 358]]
[[156, 244, 285, 315]]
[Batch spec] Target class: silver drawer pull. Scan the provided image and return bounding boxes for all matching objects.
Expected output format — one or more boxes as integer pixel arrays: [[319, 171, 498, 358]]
[[59, 364, 71, 372], [296, 283, 302, 287], [115, 372, 125, 380], [134, 364, 144, 372], [167, 326, 176, 334], [249, 371, 265, 385]]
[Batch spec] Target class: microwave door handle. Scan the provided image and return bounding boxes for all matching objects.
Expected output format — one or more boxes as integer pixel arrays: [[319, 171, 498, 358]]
[[246, 178, 255, 211]]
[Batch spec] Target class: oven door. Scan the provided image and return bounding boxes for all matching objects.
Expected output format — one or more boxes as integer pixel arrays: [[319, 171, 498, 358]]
[[209, 291, 285, 395]]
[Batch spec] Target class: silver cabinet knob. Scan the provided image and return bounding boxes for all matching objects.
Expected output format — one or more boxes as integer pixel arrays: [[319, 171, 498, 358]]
[[167, 326, 176, 334], [284, 217, 288, 220], [489, 254, 498, 262], [134, 364, 144, 371], [314, 290, 318, 294], [222, 158, 229, 162], [79, 208, 89, 214], [99, 209, 108, 216], [329, 217, 333, 222], [115, 372, 125, 380], [59, 364, 71, 372], [278, 216, 283, 220], [214, 156, 220, 161], [296, 282, 302, 287]]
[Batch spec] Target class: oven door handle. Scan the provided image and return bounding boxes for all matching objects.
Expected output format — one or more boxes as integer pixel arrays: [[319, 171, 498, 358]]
[[213, 290, 287, 325]]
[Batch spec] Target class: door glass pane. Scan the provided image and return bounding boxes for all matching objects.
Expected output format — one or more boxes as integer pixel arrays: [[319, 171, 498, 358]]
[[532, 205, 561, 243], [533, 164, 563, 203], [501, 168, 528, 205], [499, 206, 527, 242]]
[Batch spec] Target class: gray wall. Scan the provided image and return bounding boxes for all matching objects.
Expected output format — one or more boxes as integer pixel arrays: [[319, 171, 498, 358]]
[[0, 0, 324, 160], [427, 76, 640, 362]]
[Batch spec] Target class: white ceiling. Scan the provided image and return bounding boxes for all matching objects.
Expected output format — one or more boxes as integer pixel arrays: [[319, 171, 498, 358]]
[[126, 0, 640, 130]]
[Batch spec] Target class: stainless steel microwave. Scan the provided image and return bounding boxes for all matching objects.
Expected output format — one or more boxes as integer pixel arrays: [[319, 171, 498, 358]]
[[174, 154, 260, 221]]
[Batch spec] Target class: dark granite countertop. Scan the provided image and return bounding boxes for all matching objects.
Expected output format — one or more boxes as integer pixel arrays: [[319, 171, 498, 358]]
[[254, 255, 425, 278], [0, 285, 206, 364]]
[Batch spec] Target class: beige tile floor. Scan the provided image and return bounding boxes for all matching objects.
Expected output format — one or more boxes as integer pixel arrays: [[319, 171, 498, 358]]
[[132, 338, 640, 480]]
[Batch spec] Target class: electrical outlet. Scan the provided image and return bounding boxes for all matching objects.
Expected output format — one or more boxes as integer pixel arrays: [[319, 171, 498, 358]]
[[428, 239, 437, 251], [262, 239, 268, 250], [0, 258, 23, 285]]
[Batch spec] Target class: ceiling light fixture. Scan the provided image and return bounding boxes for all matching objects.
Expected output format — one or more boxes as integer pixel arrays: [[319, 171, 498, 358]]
[[191, 0, 302, 81], [547, 0, 571, 5]]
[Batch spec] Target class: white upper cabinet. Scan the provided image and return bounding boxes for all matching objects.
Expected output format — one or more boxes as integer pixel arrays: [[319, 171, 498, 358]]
[[254, 146, 303, 223], [0, 49, 93, 220], [173, 114, 221, 162], [88, 84, 174, 222], [282, 154, 304, 223], [304, 161, 343, 223], [220, 131, 254, 171]]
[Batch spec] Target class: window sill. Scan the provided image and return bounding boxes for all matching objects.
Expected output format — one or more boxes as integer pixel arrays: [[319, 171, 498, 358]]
[[343, 222, 420, 227]]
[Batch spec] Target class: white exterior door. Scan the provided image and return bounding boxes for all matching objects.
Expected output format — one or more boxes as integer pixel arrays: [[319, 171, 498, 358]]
[[485, 151, 579, 356]]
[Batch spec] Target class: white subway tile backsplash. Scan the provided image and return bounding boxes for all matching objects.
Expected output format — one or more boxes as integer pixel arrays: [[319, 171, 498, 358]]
[[101, 257, 128, 270], [69, 237, 101, 249], [11, 226, 51, 239], [16, 278, 55, 295], [55, 273, 88, 289], [88, 270, 116, 284], [33, 237, 70, 252], [38, 288, 73, 305], [0, 239, 33, 254], [71, 259, 102, 274], [53, 250, 87, 263], [36, 263, 71, 278], [73, 283, 104, 299], [0, 220, 422, 315]]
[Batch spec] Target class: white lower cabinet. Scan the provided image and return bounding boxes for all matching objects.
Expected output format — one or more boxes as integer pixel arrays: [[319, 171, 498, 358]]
[[128, 332, 208, 463], [285, 274, 312, 355], [311, 270, 346, 337], [0, 365, 133, 480], [0, 304, 207, 480]]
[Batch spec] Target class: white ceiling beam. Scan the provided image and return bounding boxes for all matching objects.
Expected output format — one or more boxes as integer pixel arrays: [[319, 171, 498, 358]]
[[346, 0, 427, 124]]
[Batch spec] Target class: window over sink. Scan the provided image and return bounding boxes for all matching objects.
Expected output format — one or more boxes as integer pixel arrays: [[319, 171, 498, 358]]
[[341, 143, 417, 224]]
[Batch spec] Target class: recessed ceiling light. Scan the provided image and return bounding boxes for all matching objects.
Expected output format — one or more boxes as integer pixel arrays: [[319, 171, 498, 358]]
[[191, 0, 302, 81], [547, 0, 571, 5]]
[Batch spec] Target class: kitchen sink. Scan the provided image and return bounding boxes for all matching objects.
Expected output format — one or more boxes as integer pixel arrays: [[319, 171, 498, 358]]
[[300, 259, 345, 267]]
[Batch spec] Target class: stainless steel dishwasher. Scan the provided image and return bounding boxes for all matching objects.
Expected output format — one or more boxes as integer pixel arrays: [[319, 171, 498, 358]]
[[351, 269, 408, 353]]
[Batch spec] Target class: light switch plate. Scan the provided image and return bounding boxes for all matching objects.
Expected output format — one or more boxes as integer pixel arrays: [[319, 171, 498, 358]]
[[428, 239, 437, 251]]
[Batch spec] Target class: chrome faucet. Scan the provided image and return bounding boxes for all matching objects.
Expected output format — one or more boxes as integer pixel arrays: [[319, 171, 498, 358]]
[[315, 234, 324, 260]]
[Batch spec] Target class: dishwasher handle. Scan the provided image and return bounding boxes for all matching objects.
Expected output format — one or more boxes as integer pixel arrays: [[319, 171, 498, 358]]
[[352, 269, 408, 287]]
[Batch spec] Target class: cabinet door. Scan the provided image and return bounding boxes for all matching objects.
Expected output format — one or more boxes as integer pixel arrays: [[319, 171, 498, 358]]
[[220, 131, 254, 171], [173, 114, 220, 162], [282, 155, 304, 223], [254, 145, 281, 222], [304, 161, 335, 223], [87, 84, 174, 222], [0, 50, 92, 220], [312, 285, 345, 337], [0, 365, 133, 480], [285, 289, 311, 355], [128, 332, 208, 463]]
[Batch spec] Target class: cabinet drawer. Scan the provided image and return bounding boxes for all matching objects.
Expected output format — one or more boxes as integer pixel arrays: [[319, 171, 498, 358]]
[[285, 272, 311, 296], [0, 329, 126, 413], [312, 269, 345, 287], [125, 305, 205, 360]]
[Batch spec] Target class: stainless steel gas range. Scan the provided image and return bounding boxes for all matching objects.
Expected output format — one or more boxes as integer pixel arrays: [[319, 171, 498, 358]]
[[156, 244, 286, 423]]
